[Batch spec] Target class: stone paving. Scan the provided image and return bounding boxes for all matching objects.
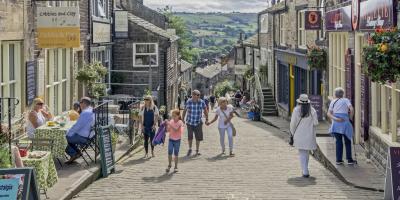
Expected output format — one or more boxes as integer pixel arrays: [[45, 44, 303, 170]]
[[75, 115, 383, 200]]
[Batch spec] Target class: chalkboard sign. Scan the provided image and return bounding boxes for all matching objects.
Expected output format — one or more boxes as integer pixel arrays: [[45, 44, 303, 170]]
[[26, 61, 37, 105], [98, 125, 115, 177], [384, 147, 400, 200], [0, 167, 40, 200], [309, 95, 323, 120]]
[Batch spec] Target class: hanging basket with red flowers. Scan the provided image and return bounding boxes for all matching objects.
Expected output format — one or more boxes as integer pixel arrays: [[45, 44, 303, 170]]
[[307, 45, 327, 70], [362, 27, 400, 83]]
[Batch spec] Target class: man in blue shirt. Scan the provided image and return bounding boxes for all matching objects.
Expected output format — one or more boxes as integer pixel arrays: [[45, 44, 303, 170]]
[[182, 90, 209, 156], [65, 97, 95, 164]]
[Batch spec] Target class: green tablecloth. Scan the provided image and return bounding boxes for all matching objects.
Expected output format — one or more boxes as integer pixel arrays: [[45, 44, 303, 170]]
[[34, 121, 76, 159], [22, 151, 58, 190]]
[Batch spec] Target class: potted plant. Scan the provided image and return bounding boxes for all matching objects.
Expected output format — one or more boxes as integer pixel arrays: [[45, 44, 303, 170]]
[[307, 45, 327, 70], [130, 108, 140, 121], [111, 131, 119, 153], [362, 27, 400, 83], [76, 62, 108, 99]]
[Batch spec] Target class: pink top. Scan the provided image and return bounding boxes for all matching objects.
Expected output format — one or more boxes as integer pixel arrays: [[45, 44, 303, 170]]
[[168, 120, 184, 141]]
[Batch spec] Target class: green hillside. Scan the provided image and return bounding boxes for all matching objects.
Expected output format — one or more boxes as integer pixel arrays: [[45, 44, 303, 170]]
[[175, 12, 258, 62]]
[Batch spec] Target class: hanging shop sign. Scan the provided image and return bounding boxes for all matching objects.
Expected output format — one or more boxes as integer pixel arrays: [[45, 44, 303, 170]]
[[325, 5, 352, 31], [305, 11, 322, 30], [36, 7, 80, 48], [26, 61, 37, 106], [359, 0, 395, 30], [351, 0, 360, 30], [93, 22, 111, 44], [114, 11, 128, 38]]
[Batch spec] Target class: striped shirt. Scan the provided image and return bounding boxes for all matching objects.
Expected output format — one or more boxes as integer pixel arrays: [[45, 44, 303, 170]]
[[185, 99, 206, 126]]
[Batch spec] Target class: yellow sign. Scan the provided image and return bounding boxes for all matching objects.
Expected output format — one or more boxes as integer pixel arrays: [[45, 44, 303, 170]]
[[37, 27, 80, 48]]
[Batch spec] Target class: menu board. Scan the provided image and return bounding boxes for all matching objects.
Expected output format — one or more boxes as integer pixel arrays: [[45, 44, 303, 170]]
[[98, 125, 115, 177], [384, 147, 400, 200], [0, 168, 40, 200], [26, 61, 37, 105], [309, 95, 323, 121]]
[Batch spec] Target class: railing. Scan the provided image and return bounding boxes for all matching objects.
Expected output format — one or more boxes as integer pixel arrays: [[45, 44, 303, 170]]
[[0, 97, 20, 165], [254, 73, 264, 112]]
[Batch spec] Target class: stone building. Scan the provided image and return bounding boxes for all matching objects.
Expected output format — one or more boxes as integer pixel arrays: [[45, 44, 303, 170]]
[[113, 0, 179, 109], [179, 59, 193, 99], [264, 0, 323, 119], [193, 63, 227, 96], [0, 0, 35, 137]]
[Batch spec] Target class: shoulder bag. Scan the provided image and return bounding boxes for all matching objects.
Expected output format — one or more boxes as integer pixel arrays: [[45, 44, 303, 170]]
[[289, 117, 303, 146], [221, 109, 237, 136]]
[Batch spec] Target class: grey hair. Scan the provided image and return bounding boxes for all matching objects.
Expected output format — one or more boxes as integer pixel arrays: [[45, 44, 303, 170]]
[[334, 87, 345, 98]]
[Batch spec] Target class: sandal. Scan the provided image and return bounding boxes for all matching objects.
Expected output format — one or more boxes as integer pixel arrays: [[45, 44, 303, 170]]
[[166, 165, 171, 173], [174, 167, 178, 173]]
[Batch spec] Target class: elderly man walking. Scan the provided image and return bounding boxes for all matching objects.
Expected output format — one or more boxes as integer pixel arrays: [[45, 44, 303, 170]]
[[182, 90, 209, 156]]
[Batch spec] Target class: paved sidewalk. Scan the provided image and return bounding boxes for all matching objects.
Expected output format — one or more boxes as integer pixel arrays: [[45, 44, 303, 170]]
[[262, 116, 385, 191], [75, 116, 382, 199]]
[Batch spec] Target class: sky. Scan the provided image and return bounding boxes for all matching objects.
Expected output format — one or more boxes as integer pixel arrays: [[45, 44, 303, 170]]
[[144, 0, 269, 13]]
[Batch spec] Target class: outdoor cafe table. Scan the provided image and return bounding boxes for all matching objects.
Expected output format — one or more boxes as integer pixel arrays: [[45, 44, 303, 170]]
[[34, 121, 76, 159], [21, 151, 58, 190]]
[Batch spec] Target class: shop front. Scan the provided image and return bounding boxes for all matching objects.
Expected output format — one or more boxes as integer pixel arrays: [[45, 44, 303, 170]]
[[353, 0, 399, 171], [275, 49, 322, 118]]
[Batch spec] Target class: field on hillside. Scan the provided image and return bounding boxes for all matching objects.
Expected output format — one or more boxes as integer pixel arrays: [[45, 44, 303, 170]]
[[175, 12, 257, 62]]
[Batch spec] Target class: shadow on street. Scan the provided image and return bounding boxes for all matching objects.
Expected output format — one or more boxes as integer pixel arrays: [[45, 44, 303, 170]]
[[287, 177, 317, 187]]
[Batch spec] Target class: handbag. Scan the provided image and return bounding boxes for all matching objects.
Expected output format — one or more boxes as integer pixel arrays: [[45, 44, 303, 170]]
[[289, 118, 303, 146], [221, 108, 236, 136]]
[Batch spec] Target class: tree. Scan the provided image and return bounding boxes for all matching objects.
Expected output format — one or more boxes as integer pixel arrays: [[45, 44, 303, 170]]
[[160, 6, 199, 63]]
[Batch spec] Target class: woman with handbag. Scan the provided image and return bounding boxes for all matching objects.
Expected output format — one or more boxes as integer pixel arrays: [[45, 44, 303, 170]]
[[139, 95, 159, 158], [206, 97, 236, 156], [290, 94, 319, 178]]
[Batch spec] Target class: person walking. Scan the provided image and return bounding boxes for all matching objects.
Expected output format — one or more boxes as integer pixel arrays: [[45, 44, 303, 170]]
[[327, 87, 355, 165], [182, 90, 209, 156], [290, 94, 319, 178], [209, 95, 216, 110], [206, 97, 235, 156], [177, 95, 181, 110], [165, 109, 185, 173], [139, 95, 159, 158]]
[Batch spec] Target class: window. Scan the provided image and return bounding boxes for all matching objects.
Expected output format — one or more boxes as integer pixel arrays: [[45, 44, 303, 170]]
[[47, 1, 78, 7], [279, 14, 286, 46], [297, 11, 306, 48], [92, 0, 109, 18], [260, 14, 269, 33], [46, 49, 71, 115], [133, 43, 158, 67], [0, 42, 22, 118]]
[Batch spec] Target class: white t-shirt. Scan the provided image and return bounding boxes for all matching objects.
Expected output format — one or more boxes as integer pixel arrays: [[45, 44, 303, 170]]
[[329, 98, 352, 114], [216, 105, 234, 129]]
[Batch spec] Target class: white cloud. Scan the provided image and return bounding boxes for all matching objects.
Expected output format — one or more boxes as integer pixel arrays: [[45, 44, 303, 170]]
[[144, 0, 268, 13]]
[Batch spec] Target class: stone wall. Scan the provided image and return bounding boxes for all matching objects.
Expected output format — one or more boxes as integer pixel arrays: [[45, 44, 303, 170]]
[[367, 128, 390, 173], [112, 22, 169, 106], [122, 0, 166, 29]]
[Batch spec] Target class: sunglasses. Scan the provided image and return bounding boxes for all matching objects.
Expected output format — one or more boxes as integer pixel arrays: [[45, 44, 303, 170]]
[[193, 94, 200, 96], [36, 103, 44, 106], [144, 99, 150, 101]]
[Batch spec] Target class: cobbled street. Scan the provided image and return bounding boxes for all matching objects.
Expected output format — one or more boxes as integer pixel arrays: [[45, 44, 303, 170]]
[[75, 114, 382, 200]]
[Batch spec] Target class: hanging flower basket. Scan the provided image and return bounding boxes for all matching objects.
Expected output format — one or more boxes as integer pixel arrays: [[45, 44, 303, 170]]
[[307, 45, 327, 70], [130, 109, 140, 121], [362, 27, 400, 83]]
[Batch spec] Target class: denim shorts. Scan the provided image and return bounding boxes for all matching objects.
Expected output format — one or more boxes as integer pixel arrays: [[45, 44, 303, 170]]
[[168, 139, 181, 156]]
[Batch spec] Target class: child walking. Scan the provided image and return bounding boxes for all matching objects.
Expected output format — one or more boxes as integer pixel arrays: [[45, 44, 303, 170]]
[[165, 109, 184, 173]]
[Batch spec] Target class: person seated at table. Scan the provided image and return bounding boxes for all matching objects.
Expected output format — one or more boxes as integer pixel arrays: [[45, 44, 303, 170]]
[[65, 97, 95, 164], [68, 102, 81, 121], [26, 98, 53, 138]]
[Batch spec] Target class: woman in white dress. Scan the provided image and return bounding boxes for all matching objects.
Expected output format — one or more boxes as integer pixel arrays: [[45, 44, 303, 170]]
[[290, 94, 319, 178], [26, 98, 53, 138]]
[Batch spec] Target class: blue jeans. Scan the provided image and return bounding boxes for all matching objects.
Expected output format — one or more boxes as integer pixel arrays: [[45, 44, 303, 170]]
[[333, 133, 353, 162], [168, 139, 181, 156], [66, 134, 89, 157]]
